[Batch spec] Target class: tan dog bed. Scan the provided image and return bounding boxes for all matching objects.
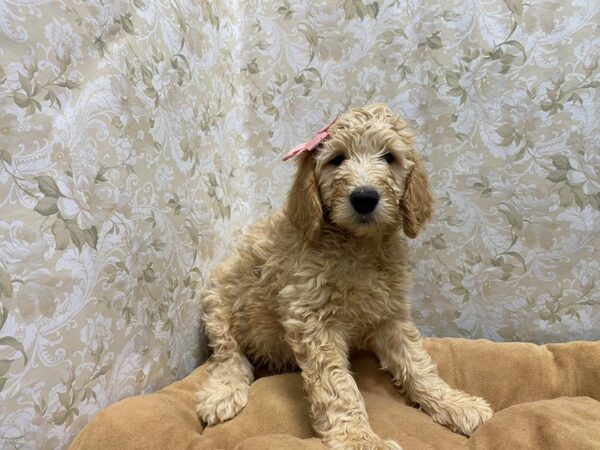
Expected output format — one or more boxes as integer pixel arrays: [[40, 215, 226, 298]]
[[69, 338, 600, 449]]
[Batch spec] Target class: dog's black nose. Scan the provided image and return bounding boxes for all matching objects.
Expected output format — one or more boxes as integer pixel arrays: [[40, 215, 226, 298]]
[[350, 187, 379, 214]]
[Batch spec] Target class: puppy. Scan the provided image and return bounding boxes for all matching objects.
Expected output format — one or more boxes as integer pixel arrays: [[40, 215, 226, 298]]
[[196, 104, 492, 449]]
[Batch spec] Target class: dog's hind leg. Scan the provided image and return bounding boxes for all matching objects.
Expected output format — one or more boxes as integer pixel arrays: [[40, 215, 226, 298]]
[[195, 351, 253, 425], [196, 289, 254, 425], [371, 319, 493, 436]]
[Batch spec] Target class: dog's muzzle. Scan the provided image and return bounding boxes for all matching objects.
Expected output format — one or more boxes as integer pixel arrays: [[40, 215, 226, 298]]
[[350, 187, 379, 214]]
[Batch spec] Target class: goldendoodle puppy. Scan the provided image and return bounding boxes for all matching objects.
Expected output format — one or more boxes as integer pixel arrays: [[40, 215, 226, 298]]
[[196, 104, 493, 449]]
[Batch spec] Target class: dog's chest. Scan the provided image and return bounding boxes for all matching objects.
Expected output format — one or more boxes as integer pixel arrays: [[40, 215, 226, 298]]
[[322, 254, 407, 327]]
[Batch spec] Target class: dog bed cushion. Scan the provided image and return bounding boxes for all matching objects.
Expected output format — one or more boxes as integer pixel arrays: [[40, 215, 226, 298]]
[[68, 338, 600, 449]]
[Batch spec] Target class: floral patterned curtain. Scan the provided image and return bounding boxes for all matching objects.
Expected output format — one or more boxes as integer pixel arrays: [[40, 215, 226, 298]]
[[1, 0, 599, 448]]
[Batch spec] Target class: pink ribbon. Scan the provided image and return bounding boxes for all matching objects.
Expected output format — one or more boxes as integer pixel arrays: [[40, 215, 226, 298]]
[[283, 118, 337, 161]]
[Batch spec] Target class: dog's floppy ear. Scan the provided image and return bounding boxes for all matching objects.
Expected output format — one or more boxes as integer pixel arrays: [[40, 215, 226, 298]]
[[285, 152, 322, 240], [374, 103, 434, 238], [400, 151, 434, 238]]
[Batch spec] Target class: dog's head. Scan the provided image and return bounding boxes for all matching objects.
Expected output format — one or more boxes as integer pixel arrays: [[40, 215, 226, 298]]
[[285, 103, 433, 240]]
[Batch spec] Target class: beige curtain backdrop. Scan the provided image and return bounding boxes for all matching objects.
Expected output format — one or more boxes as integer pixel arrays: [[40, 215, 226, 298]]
[[0, 0, 599, 448]]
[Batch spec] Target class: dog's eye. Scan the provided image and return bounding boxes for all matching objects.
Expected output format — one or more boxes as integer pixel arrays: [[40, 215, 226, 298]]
[[328, 154, 346, 167], [382, 152, 395, 164]]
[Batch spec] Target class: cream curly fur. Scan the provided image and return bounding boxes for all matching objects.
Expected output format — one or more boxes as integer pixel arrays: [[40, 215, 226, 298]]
[[196, 104, 493, 449]]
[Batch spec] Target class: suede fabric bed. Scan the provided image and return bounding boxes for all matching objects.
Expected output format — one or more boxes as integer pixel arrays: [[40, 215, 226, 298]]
[[68, 338, 600, 450]]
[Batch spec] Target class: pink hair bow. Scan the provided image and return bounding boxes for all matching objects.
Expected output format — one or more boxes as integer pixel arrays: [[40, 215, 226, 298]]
[[283, 118, 337, 161]]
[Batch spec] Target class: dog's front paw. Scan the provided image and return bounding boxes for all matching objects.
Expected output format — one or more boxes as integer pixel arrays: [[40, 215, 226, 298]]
[[327, 434, 402, 450], [195, 377, 250, 426], [427, 390, 493, 436]]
